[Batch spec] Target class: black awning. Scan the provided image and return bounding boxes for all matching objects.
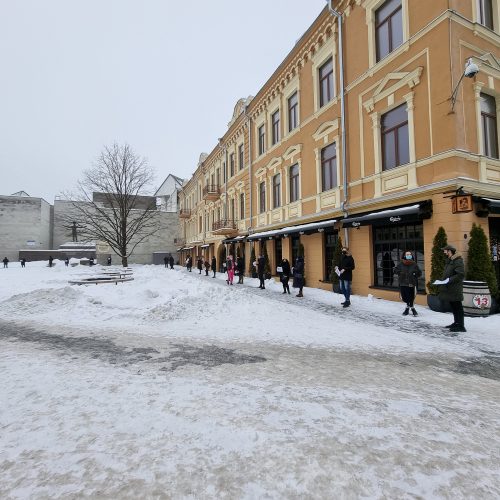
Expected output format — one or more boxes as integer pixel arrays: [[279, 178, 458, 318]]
[[223, 236, 247, 244], [247, 218, 337, 241], [341, 201, 432, 228], [476, 197, 500, 215]]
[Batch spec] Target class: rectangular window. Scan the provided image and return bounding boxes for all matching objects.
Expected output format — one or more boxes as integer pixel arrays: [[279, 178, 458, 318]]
[[324, 229, 338, 281], [230, 153, 235, 177], [288, 92, 298, 132], [375, 0, 403, 62], [259, 181, 266, 213], [319, 58, 334, 107], [373, 222, 425, 291], [481, 93, 499, 159], [272, 110, 280, 145], [239, 192, 245, 220], [273, 174, 281, 208], [321, 143, 337, 191], [289, 163, 299, 202], [238, 144, 244, 170], [478, 0, 494, 29], [381, 103, 409, 170], [258, 125, 266, 155]]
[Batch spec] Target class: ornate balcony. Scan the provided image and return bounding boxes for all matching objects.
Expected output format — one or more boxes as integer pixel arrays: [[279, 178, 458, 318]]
[[212, 219, 238, 236], [203, 185, 220, 201], [179, 208, 191, 218]]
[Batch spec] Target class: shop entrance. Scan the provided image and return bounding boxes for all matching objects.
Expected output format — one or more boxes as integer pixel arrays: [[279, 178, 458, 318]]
[[489, 217, 500, 292]]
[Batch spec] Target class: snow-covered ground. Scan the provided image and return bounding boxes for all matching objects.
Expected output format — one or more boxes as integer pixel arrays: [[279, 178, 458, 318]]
[[1, 260, 499, 498]]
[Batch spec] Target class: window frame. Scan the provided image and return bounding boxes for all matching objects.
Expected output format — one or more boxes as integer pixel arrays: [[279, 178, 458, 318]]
[[480, 92, 499, 159], [259, 181, 266, 214], [288, 92, 299, 132], [321, 142, 337, 192], [289, 163, 300, 203], [271, 109, 280, 145], [272, 173, 281, 209], [381, 103, 410, 171], [258, 124, 266, 155], [319, 58, 334, 108], [238, 143, 244, 170], [375, 0, 403, 63]]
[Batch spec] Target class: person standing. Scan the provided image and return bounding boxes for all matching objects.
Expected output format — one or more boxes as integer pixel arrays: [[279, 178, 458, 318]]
[[48, 255, 54, 268], [279, 258, 291, 294], [89, 256, 94, 267], [3, 257, 9, 268], [236, 255, 245, 284], [293, 255, 305, 297], [382, 252, 394, 286], [438, 244, 466, 333], [257, 252, 266, 289], [338, 247, 355, 308], [197, 256, 203, 274], [169, 255, 174, 269], [204, 258, 210, 276], [64, 257, 69, 267], [20, 258, 26, 268], [211, 256, 216, 278], [393, 250, 422, 316], [226, 255, 235, 285], [164, 256, 168, 268], [186, 255, 192, 272], [107, 256, 112, 266]]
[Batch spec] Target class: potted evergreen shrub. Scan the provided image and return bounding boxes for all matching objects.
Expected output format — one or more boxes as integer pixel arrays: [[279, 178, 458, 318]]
[[465, 223, 499, 315], [263, 241, 272, 280], [249, 246, 257, 278], [298, 242, 305, 286], [427, 226, 452, 312], [329, 235, 343, 293]]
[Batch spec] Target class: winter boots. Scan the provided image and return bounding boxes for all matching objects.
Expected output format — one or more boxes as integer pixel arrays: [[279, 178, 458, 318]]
[[403, 307, 418, 316], [342, 300, 350, 308], [411, 307, 418, 316]]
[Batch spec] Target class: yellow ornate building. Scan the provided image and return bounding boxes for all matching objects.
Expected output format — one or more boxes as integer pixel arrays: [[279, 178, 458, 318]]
[[178, 0, 500, 304]]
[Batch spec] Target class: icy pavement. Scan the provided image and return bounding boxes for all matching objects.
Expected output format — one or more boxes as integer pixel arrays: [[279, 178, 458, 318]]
[[1, 262, 500, 498]]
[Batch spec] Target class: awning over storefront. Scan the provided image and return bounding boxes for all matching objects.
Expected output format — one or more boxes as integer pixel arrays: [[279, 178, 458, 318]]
[[247, 218, 337, 241], [223, 236, 246, 244], [200, 244, 211, 248], [478, 197, 500, 215], [176, 247, 184, 252], [184, 246, 194, 250], [341, 201, 432, 228]]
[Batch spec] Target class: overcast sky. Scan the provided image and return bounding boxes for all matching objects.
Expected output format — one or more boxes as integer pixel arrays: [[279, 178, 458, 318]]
[[0, 0, 327, 203]]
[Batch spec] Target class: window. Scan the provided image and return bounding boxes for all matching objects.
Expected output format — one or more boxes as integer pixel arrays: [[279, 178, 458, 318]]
[[321, 143, 337, 191], [238, 144, 244, 170], [373, 222, 425, 291], [259, 181, 266, 213], [319, 58, 334, 107], [291, 235, 300, 264], [216, 168, 220, 187], [288, 92, 298, 132], [273, 174, 281, 208], [239, 192, 245, 219], [324, 229, 339, 281], [230, 198, 235, 221], [375, 0, 403, 62], [275, 238, 282, 267], [230, 153, 235, 177], [258, 124, 266, 155], [272, 110, 280, 145], [478, 0, 494, 29], [481, 93, 499, 159], [289, 164, 299, 202], [381, 103, 409, 170], [223, 162, 226, 183]]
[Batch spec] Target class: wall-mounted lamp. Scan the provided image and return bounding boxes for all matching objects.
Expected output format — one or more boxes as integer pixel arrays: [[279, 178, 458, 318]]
[[450, 58, 479, 112]]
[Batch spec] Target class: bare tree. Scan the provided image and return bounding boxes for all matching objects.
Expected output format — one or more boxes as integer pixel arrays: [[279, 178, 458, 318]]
[[62, 143, 161, 266]]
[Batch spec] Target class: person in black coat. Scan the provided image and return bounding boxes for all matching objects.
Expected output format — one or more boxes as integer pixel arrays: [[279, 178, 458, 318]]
[[48, 255, 54, 268], [257, 253, 266, 289], [338, 247, 355, 307], [293, 256, 305, 297], [20, 258, 26, 268], [211, 256, 216, 278], [393, 250, 422, 316], [236, 256, 245, 284], [164, 256, 168, 268], [204, 259, 210, 276], [169, 255, 174, 269], [279, 258, 291, 294], [186, 256, 192, 272], [197, 257, 203, 274]]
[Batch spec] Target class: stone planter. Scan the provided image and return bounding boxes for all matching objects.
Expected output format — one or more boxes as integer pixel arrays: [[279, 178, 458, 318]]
[[463, 281, 491, 317], [427, 294, 452, 313]]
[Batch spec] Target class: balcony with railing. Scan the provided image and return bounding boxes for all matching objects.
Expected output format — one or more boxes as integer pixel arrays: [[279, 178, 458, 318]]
[[212, 219, 238, 236], [179, 208, 191, 218], [203, 184, 221, 201]]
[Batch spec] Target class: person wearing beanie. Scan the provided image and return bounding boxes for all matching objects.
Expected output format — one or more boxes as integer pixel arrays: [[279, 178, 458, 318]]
[[438, 245, 466, 332], [393, 250, 422, 316]]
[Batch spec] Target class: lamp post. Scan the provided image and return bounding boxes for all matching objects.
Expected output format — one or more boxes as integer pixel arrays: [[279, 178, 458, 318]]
[[450, 58, 479, 112]]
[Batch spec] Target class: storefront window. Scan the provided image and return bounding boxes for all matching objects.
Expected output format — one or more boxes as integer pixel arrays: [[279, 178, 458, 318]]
[[275, 238, 282, 268], [291, 235, 300, 264], [324, 229, 338, 281], [373, 222, 425, 291]]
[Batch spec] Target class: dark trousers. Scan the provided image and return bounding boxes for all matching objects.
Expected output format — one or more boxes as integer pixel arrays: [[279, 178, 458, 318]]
[[213, 270, 216, 278], [238, 273, 244, 284], [282, 277, 290, 293], [400, 286, 415, 307], [258, 273, 265, 288], [450, 300, 465, 327]]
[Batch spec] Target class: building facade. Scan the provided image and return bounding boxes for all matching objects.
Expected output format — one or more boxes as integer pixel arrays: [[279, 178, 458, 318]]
[[178, 0, 500, 303]]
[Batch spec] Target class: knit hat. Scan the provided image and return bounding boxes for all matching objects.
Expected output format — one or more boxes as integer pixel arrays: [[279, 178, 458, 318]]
[[441, 244, 456, 253]]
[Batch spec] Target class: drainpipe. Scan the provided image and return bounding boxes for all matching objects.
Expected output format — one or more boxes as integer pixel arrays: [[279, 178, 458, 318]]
[[326, 0, 349, 246], [246, 109, 253, 232]]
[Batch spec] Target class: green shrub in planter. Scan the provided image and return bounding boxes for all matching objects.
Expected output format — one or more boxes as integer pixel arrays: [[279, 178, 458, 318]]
[[427, 226, 448, 296], [263, 241, 272, 279], [466, 223, 499, 298], [329, 235, 343, 290], [249, 246, 257, 278]]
